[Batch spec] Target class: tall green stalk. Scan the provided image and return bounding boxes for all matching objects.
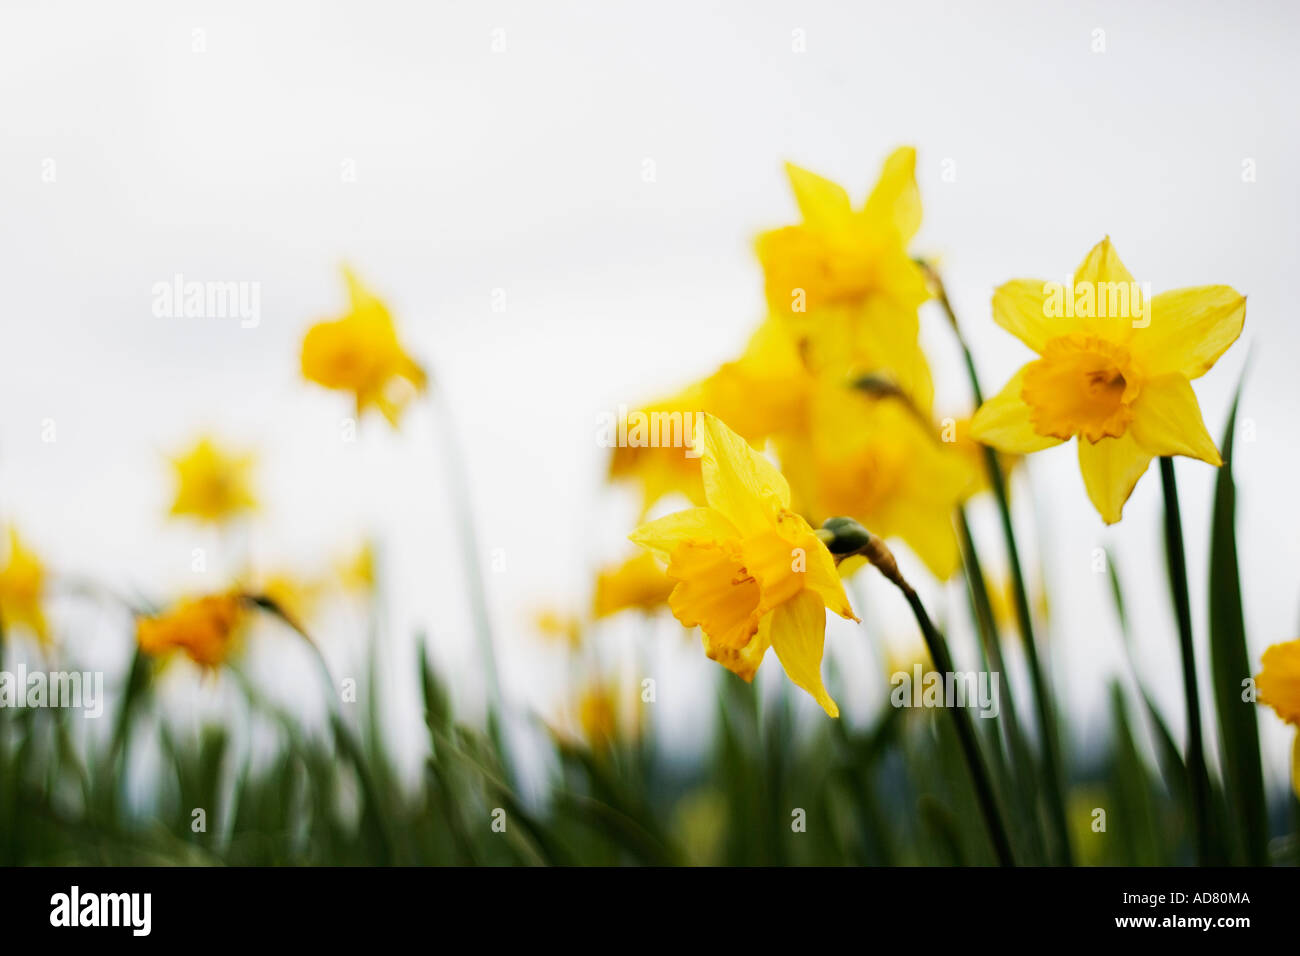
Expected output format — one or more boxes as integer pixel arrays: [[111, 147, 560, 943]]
[[1159, 456, 1216, 864], [927, 267, 1072, 864], [958, 509, 1045, 863], [822, 520, 1016, 866], [888, 560, 1015, 866]]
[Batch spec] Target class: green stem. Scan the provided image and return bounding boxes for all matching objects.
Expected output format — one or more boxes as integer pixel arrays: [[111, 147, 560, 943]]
[[844, 528, 1015, 866], [1159, 456, 1215, 864], [897, 574, 1016, 866], [929, 267, 1073, 864], [958, 509, 1045, 863]]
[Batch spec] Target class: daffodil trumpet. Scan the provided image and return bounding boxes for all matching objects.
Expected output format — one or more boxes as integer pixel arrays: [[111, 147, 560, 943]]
[[818, 516, 1015, 866]]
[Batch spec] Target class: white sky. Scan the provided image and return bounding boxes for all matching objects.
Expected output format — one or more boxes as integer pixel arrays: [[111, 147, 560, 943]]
[[2, 0, 1297, 794]]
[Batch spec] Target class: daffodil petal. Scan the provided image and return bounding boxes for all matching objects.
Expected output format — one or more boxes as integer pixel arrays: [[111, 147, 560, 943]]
[[793, 521, 858, 621], [991, 279, 1058, 354], [697, 414, 791, 536], [861, 146, 921, 242], [970, 365, 1063, 453], [1129, 375, 1222, 466], [891, 507, 963, 579], [1071, 237, 1140, 343], [768, 589, 839, 717], [703, 612, 771, 683], [783, 162, 853, 226], [1292, 730, 1300, 802], [1134, 286, 1246, 380], [629, 507, 737, 562], [1077, 431, 1153, 524], [668, 543, 762, 653], [1256, 639, 1300, 725], [1073, 236, 1136, 290]]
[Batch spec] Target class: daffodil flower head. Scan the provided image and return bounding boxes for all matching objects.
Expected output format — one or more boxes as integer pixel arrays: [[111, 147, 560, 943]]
[[777, 384, 974, 579], [136, 592, 248, 669], [970, 238, 1245, 523], [630, 414, 857, 716], [1256, 640, 1300, 798], [592, 552, 675, 619], [301, 266, 428, 427], [756, 147, 934, 407], [0, 528, 51, 646], [607, 321, 810, 516], [576, 682, 623, 751], [166, 436, 257, 525], [1257, 640, 1300, 728], [607, 388, 709, 515], [532, 608, 583, 648]]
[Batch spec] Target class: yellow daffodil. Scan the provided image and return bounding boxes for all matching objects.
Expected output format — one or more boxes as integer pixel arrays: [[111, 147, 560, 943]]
[[256, 571, 322, 630], [970, 238, 1245, 523], [757, 148, 933, 409], [883, 637, 934, 685], [533, 608, 583, 648], [985, 571, 1049, 635], [631, 414, 856, 716], [167, 436, 257, 524], [337, 541, 376, 595], [136, 593, 247, 668], [576, 683, 621, 750], [593, 552, 675, 619], [301, 267, 427, 426], [944, 415, 1019, 500], [607, 387, 709, 514], [608, 320, 810, 514], [1256, 639, 1300, 798], [0, 528, 51, 646], [777, 385, 974, 579]]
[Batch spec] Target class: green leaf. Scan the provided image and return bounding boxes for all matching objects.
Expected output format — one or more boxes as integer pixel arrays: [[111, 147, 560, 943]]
[[1207, 380, 1269, 864]]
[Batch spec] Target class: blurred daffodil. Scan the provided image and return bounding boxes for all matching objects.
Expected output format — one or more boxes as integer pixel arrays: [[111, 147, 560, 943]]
[[970, 238, 1245, 523], [607, 388, 709, 514], [167, 437, 257, 524], [0, 528, 51, 646], [301, 267, 427, 427], [533, 608, 583, 648], [631, 414, 856, 716], [593, 552, 675, 618], [576, 682, 622, 751], [757, 148, 933, 409], [136, 593, 247, 669], [255, 571, 323, 631], [609, 320, 811, 515], [1256, 639, 1300, 798], [778, 386, 974, 579], [337, 541, 376, 595], [945, 415, 1019, 500]]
